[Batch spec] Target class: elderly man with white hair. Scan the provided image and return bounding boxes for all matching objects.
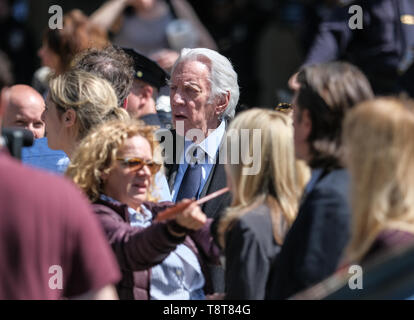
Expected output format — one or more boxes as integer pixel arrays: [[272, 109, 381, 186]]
[[162, 47, 239, 294]]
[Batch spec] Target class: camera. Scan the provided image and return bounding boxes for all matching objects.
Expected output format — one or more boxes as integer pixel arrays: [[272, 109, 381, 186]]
[[1, 128, 34, 159]]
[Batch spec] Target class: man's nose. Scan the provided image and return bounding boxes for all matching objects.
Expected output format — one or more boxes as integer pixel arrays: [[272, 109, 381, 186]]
[[172, 91, 185, 105], [26, 124, 38, 139]]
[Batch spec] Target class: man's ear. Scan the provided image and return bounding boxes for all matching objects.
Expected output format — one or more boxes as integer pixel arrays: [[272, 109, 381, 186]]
[[215, 91, 230, 115], [122, 96, 128, 109], [63, 109, 76, 128], [141, 84, 153, 101]]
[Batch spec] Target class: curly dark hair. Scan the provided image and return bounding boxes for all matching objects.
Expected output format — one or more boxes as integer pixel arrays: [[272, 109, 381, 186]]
[[73, 45, 134, 107]]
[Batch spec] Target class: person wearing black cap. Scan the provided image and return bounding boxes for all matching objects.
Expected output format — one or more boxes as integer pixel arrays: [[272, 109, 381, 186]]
[[122, 48, 172, 129]]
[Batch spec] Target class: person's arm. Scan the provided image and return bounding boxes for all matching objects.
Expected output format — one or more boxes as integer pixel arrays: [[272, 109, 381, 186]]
[[90, 0, 129, 32], [224, 219, 270, 300], [288, 4, 353, 90], [170, 0, 218, 50], [94, 200, 206, 271], [72, 284, 119, 300], [96, 211, 186, 271], [303, 5, 352, 65]]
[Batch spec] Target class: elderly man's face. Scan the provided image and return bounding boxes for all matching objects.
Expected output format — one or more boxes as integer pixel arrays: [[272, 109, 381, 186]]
[[170, 60, 219, 138]]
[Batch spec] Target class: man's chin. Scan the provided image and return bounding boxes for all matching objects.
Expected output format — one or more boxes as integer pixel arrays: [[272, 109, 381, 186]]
[[173, 118, 188, 136]]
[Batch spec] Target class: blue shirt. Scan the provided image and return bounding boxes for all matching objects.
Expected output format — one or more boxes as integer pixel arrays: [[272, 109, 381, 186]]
[[99, 194, 205, 300], [21, 137, 69, 174], [172, 121, 226, 202]]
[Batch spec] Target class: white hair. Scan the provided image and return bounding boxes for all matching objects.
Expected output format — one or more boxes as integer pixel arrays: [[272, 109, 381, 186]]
[[171, 48, 239, 120]]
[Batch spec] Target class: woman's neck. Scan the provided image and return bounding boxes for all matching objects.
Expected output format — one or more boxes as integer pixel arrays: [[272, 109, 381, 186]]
[[137, 1, 168, 20], [63, 140, 77, 160]]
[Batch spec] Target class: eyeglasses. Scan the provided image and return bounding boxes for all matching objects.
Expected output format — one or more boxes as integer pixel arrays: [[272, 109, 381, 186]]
[[275, 102, 293, 113], [116, 157, 161, 175]]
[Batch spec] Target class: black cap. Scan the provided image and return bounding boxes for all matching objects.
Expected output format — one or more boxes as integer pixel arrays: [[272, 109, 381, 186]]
[[122, 48, 169, 89]]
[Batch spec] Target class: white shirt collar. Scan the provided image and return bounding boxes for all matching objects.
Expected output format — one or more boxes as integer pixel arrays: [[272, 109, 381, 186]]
[[184, 121, 226, 164]]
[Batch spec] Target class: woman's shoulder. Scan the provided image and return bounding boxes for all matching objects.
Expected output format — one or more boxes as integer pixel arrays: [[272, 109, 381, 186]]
[[231, 204, 274, 242], [238, 203, 272, 226], [364, 229, 414, 264], [371, 229, 414, 251], [226, 204, 281, 257]]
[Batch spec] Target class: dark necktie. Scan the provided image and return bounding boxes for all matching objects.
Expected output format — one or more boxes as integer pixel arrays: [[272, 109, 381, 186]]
[[175, 146, 202, 202]]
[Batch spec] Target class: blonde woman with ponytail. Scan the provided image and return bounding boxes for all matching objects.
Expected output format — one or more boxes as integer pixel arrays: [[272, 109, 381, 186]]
[[42, 69, 129, 159], [217, 108, 301, 299]]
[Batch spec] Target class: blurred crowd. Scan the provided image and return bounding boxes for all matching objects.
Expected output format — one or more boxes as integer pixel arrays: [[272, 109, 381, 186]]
[[1, 0, 414, 300]]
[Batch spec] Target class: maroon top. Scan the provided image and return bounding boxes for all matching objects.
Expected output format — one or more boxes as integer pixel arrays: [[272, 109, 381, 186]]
[[93, 198, 221, 300], [363, 229, 414, 264], [0, 150, 121, 299]]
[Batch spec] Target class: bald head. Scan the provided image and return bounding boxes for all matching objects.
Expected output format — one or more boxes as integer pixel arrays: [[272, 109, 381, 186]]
[[3, 85, 45, 138]]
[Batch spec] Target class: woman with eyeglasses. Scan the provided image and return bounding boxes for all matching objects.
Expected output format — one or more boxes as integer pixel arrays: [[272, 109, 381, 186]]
[[66, 119, 220, 300]]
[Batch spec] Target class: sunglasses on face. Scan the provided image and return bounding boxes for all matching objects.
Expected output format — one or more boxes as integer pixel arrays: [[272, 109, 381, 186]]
[[116, 157, 161, 175], [275, 102, 293, 113]]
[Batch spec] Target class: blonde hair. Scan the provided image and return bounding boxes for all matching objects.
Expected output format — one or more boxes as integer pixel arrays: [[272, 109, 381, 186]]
[[48, 69, 129, 141], [218, 109, 300, 248], [66, 119, 161, 202], [343, 97, 414, 263]]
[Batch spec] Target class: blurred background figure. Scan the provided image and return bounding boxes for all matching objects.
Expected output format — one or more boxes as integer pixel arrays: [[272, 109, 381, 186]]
[[90, 0, 217, 72], [343, 97, 414, 265], [66, 119, 220, 300], [0, 0, 36, 84], [187, 0, 304, 108], [217, 108, 301, 299], [3, 84, 45, 139], [290, 0, 414, 97], [0, 50, 13, 88], [34, 9, 109, 95]]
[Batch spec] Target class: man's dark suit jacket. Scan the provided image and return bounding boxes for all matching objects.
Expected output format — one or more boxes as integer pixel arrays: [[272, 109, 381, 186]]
[[160, 128, 232, 293], [267, 168, 351, 299], [162, 129, 231, 220]]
